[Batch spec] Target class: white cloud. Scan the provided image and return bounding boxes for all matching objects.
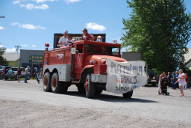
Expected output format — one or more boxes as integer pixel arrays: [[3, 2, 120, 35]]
[[32, 0, 56, 3], [6, 48, 17, 53], [0, 45, 4, 48], [13, 0, 55, 10], [32, 44, 37, 48], [20, 3, 49, 10], [13, 0, 26, 4], [85, 22, 106, 31], [11, 22, 45, 30], [0, 26, 5, 30], [13, 0, 56, 4], [65, 0, 81, 4]]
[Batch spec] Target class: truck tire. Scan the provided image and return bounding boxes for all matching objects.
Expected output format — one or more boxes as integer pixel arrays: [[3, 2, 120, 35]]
[[43, 72, 51, 92], [51, 72, 68, 93], [123, 90, 133, 99], [84, 74, 95, 98]]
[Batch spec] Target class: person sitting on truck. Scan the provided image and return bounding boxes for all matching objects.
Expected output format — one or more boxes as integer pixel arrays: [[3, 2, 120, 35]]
[[82, 28, 94, 41], [96, 35, 102, 42], [67, 35, 74, 44], [58, 30, 69, 48]]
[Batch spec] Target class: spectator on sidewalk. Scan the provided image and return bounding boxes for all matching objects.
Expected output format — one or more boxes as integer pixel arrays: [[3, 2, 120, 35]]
[[167, 72, 172, 87], [158, 72, 166, 95], [24, 66, 30, 83], [177, 69, 187, 96], [17, 67, 21, 83], [34, 67, 40, 84], [172, 71, 179, 89]]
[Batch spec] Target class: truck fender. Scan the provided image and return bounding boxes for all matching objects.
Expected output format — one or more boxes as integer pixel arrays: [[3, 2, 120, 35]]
[[79, 65, 94, 83]]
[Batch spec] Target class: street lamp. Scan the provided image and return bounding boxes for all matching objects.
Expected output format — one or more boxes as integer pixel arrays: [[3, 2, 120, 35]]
[[15, 45, 22, 67]]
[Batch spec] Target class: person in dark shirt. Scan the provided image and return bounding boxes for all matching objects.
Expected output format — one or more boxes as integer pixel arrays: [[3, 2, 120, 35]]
[[17, 67, 21, 82], [82, 28, 94, 41], [34, 67, 40, 84]]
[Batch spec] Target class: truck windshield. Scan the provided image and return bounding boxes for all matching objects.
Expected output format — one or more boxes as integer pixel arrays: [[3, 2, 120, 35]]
[[84, 44, 120, 56]]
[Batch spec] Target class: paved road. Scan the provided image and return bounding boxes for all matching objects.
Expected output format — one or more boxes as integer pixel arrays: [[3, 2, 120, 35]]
[[0, 80, 191, 128]]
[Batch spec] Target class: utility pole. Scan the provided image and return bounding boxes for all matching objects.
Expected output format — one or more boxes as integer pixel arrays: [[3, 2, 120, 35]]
[[15, 45, 22, 67]]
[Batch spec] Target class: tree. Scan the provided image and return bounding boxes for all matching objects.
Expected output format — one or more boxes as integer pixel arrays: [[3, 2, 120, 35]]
[[0, 47, 8, 65], [122, 0, 191, 72]]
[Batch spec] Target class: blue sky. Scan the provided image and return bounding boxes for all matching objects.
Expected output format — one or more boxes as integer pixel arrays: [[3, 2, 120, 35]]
[[0, 0, 190, 52]]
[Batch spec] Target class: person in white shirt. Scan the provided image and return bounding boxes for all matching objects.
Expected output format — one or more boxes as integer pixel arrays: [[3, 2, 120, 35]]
[[58, 30, 69, 48], [96, 35, 102, 42], [177, 69, 187, 96]]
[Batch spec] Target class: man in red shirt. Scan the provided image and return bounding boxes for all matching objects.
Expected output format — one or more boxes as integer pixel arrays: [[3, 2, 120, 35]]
[[82, 28, 94, 41]]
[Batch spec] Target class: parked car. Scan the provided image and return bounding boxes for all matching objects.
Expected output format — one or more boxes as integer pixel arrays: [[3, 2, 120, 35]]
[[1, 66, 11, 79], [4, 67, 18, 80], [146, 69, 158, 87], [12, 67, 18, 75], [0, 65, 5, 79]]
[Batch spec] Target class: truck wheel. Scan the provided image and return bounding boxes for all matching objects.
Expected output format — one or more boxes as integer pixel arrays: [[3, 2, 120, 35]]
[[84, 74, 95, 98], [43, 72, 51, 92], [51, 72, 68, 93], [123, 90, 133, 99]]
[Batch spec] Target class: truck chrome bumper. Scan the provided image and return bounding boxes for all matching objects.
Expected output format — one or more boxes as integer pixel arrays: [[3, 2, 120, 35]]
[[91, 74, 107, 83]]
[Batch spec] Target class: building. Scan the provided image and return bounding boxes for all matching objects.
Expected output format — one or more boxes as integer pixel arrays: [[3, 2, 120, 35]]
[[184, 48, 191, 69], [20, 49, 44, 67], [3, 49, 44, 68], [2, 52, 19, 67]]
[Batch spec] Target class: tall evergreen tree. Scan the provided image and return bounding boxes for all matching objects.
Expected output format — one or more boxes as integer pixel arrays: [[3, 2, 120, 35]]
[[122, 0, 191, 72], [0, 47, 8, 65]]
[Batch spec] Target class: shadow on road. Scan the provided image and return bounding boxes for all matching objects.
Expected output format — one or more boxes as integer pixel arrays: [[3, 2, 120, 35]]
[[65, 91, 157, 103], [96, 94, 157, 103]]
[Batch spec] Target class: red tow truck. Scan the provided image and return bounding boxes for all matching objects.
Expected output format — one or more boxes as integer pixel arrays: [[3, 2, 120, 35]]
[[43, 34, 147, 98]]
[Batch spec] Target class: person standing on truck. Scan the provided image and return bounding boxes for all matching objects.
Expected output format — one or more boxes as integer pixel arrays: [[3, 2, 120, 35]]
[[82, 28, 94, 41], [58, 30, 69, 48]]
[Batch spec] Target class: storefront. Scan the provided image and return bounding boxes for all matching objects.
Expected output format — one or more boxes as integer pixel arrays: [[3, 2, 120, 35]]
[[20, 49, 44, 67]]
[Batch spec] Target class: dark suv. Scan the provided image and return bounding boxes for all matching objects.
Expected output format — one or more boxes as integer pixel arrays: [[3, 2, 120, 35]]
[[147, 69, 158, 86]]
